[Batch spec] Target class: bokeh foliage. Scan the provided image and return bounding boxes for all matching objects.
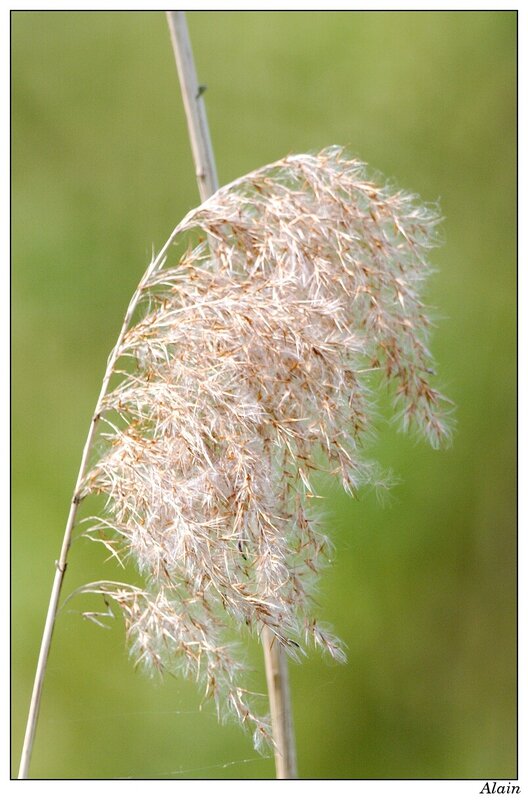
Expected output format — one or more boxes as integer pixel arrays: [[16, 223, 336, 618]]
[[12, 10, 516, 778]]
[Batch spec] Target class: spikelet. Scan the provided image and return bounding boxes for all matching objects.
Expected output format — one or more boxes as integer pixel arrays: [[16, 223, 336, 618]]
[[79, 148, 451, 749]]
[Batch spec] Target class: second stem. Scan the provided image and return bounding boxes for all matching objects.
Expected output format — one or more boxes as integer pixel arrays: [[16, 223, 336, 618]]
[[165, 10, 297, 779]]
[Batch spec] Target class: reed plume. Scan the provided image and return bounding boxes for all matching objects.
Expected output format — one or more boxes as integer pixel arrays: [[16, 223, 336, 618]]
[[66, 147, 451, 750]]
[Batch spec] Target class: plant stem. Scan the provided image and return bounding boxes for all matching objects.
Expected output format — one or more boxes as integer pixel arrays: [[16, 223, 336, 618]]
[[165, 10, 297, 778], [17, 235, 181, 779], [18, 337, 125, 778], [165, 11, 218, 203], [262, 628, 298, 778]]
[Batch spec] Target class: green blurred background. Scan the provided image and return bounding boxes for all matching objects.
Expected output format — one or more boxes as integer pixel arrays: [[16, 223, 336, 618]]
[[12, 10, 516, 779]]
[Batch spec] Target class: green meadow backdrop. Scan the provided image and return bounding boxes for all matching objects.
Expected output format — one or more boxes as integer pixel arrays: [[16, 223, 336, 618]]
[[12, 11, 516, 779]]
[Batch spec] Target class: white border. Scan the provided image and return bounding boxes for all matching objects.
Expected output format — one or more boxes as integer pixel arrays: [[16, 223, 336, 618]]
[[5, 3, 522, 796]]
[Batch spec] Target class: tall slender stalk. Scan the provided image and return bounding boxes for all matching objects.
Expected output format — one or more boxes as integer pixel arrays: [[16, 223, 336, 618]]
[[165, 10, 297, 778], [165, 11, 218, 203], [262, 628, 298, 778], [17, 232, 181, 778]]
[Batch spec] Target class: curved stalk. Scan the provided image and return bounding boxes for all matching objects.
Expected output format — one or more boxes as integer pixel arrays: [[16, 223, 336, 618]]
[[17, 229, 182, 779]]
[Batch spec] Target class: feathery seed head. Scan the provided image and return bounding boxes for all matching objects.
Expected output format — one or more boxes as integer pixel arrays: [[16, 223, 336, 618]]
[[81, 148, 451, 748]]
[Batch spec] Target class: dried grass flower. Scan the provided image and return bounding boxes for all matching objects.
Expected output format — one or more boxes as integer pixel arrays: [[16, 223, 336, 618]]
[[77, 147, 451, 749]]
